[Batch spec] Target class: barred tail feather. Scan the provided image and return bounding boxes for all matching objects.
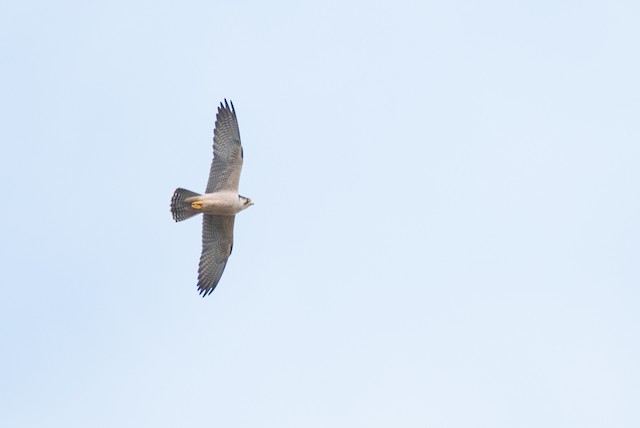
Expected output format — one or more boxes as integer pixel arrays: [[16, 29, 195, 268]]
[[171, 188, 201, 222]]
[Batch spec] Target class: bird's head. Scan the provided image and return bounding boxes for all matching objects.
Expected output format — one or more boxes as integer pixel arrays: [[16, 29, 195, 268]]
[[239, 195, 254, 210]]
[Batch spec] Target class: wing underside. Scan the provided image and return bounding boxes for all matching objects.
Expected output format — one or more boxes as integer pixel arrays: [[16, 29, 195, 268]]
[[198, 214, 235, 296], [206, 100, 243, 193]]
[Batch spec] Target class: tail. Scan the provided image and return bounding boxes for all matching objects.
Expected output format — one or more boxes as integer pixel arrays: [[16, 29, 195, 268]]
[[171, 188, 201, 222]]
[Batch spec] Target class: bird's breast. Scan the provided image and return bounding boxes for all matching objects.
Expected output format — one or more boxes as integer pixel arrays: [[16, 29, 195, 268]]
[[200, 192, 242, 215]]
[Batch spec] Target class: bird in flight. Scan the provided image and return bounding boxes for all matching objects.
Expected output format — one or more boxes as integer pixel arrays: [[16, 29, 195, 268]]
[[170, 99, 253, 296]]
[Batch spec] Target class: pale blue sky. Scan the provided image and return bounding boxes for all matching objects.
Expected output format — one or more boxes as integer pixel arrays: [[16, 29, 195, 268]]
[[1, 1, 639, 427]]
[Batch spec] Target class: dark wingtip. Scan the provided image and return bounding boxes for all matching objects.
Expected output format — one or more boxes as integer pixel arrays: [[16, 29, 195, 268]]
[[214, 99, 237, 134], [198, 281, 216, 297], [217, 99, 235, 118], [198, 284, 207, 297]]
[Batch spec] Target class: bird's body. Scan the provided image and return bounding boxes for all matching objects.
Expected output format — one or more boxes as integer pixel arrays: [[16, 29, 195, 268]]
[[170, 100, 253, 296], [187, 191, 251, 216]]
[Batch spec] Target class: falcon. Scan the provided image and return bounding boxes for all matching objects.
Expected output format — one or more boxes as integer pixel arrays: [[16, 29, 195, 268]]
[[170, 99, 253, 296]]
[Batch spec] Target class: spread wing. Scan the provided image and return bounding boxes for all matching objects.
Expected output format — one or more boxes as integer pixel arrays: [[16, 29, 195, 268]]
[[198, 214, 235, 296], [206, 100, 243, 193]]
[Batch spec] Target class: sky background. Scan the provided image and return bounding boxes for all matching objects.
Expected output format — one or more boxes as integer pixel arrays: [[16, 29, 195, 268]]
[[1, 1, 639, 427]]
